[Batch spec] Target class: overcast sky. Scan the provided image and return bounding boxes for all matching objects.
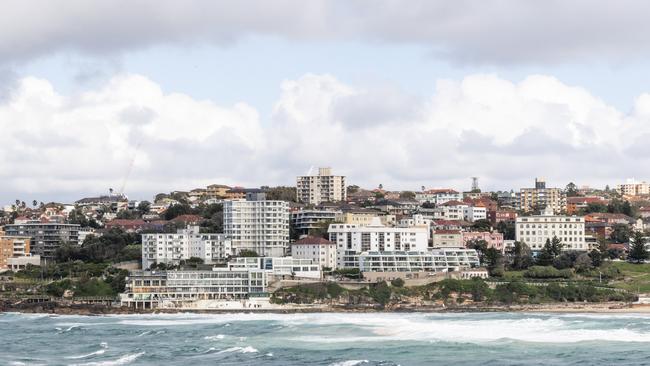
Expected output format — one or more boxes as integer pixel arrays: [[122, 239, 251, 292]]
[[2, 0, 650, 205]]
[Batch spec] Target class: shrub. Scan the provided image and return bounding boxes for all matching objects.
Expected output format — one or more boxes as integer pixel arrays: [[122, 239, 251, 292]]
[[524, 266, 572, 279], [390, 278, 405, 288]]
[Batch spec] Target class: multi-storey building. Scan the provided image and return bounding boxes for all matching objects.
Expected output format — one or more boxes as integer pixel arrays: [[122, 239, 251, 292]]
[[358, 249, 480, 272], [328, 218, 428, 268], [432, 201, 467, 221], [415, 189, 462, 205], [515, 206, 586, 251], [223, 199, 290, 257], [2, 222, 80, 260], [296, 167, 346, 205], [291, 236, 337, 270], [617, 180, 650, 196], [290, 209, 342, 236], [119, 268, 268, 309], [431, 230, 463, 248], [518, 178, 566, 214], [462, 205, 487, 222], [141, 226, 231, 269], [0, 234, 32, 269]]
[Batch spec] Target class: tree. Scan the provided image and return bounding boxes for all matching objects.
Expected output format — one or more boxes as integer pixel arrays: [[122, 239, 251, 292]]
[[472, 219, 492, 232], [509, 241, 533, 270], [607, 198, 635, 217], [468, 239, 488, 265], [484, 248, 505, 277], [496, 221, 516, 240], [574, 253, 593, 273], [609, 224, 631, 243], [163, 204, 193, 220], [347, 185, 360, 195], [238, 249, 259, 257], [628, 231, 649, 264], [265, 186, 297, 202], [32, 200, 38, 208], [565, 182, 579, 197], [399, 191, 415, 200], [137, 201, 151, 216], [581, 202, 608, 214], [537, 237, 563, 266]]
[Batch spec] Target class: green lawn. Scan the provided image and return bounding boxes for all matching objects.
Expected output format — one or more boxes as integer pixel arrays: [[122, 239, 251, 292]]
[[609, 262, 650, 293]]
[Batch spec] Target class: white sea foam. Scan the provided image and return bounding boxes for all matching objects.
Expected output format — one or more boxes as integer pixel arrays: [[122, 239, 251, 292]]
[[330, 360, 368, 366], [215, 346, 258, 354], [68, 352, 145, 366], [204, 334, 225, 340], [65, 349, 106, 359]]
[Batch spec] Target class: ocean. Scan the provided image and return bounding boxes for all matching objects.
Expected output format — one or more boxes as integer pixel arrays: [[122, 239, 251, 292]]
[[2, 311, 650, 365]]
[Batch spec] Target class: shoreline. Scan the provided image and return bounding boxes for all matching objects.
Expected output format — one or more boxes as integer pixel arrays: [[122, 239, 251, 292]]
[[4, 301, 650, 316]]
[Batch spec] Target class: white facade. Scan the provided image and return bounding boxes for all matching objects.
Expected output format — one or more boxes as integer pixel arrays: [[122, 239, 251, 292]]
[[358, 249, 480, 272], [328, 218, 429, 268], [141, 226, 231, 269], [291, 240, 337, 269], [515, 206, 586, 251], [463, 206, 487, 222], [617, 180, 650, 196], [223, 199, 290, 257], [432, 203, 468, 221], [415, 189, 462, 205], [227, 257, 321, 279], [296, 167, 346, 205]]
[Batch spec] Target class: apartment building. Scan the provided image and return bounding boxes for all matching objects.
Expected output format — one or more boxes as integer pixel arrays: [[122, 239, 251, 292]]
[[515, 206, 586, 251], [141, 226, 231, 269], [119, 268, 268, 309], [431, 230, 463, 248], [461, 231, 505, 252], [463, 205, 487, 222], [432, 201, 467, 221], [617, 180, 650, 196], [518, 178, 566, 214], [290, 208, 342, 236], [0, 234, 32, 269], [223, 199, 290, 257], [296, 167, 346, 205], [291, 236, 337, 269], [328, 218, 428, 268], [227, 256, 321, 279], [415, 189, 462, 205], [3, 222, 80, 260], [358, 249, 480, 272]]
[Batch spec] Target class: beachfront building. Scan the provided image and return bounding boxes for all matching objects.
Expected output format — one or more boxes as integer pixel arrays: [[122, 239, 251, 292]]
[[358, 249, 480, 272], [0, 234, 34, 269], [223, 199, 290, 257], [328, 218, 429, 268], [515, 206, 586, 251], [296, 167, 346, 205], [141, 226, 231, 269], [119, 268, 268, 309], [227, 256, 321, 279], [2, 222, 80, 260], [291, 236, 337, 270]]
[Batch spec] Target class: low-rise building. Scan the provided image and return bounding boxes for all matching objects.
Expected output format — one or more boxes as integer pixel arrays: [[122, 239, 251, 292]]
[[290, 209, 342, 236], [291, 236, 337, 269], [227, 256, 321, 279], [0, 234, 32, 269], [119, 268, 268, 309], [358, 249, 480, 272], [461, 231, 505, 252], [415, 189, 462, 205], [2, 222, 80, 260]]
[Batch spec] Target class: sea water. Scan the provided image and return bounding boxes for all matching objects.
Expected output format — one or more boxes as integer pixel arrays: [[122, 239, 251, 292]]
[[2, 312, 650, 365]]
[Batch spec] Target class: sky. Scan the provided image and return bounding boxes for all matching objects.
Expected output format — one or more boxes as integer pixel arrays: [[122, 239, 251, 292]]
[[2, 0, 650, 205]]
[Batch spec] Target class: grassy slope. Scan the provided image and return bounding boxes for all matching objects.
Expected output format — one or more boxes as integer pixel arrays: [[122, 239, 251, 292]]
[[609, 262, 650, 293]]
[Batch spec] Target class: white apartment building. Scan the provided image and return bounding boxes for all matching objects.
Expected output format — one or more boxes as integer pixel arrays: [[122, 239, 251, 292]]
[[227, 256, 321, 279], [328, 218, 429, 268], [515, 206, 586, 251], [358, 249, 480, 272], [432, 201, 467, 221], [141, 226, 231, 269], [223, 199, 290, 257], [119, 268, 268, 309], [291, 236, 337, 269], [463, 206, 487, 222], [415, 189, 462, 205], [296, 167, 346, 205], [617, 180, 650, 196]]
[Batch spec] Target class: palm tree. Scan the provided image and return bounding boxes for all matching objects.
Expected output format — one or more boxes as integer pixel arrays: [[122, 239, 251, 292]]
[[32, 200, 37, 208]]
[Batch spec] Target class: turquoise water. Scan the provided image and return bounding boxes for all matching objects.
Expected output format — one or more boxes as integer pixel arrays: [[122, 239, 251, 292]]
[[2, 312, 650, 365]]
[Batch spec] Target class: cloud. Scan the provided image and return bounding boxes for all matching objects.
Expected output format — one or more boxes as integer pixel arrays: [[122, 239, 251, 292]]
[[1, 71, 649, 204], [3, 1, 650, 65]]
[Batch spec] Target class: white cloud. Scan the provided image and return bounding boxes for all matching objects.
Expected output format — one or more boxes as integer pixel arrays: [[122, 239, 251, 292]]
[[2, 1, 650, 65], [1, 72, 649, 203]]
